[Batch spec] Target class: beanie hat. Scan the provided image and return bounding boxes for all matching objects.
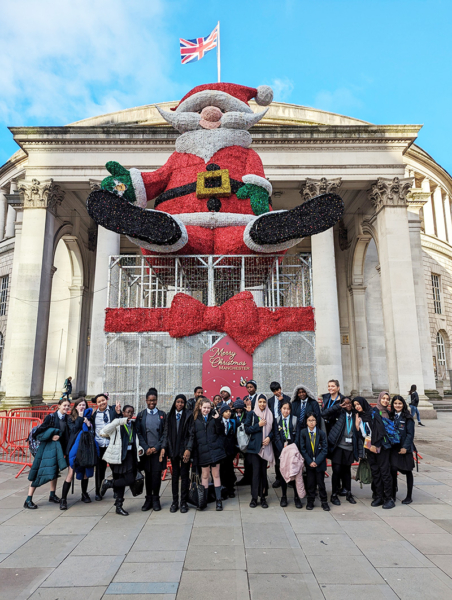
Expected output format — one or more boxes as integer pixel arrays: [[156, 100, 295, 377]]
[[233, 398, 245, 410], [247, 380, 257, 390], [171, 83, 273, 111], [220, 386, 231, 396]]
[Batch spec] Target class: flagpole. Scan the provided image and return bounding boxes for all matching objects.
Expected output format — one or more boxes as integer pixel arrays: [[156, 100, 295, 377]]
[[217, 21, 221, 82]]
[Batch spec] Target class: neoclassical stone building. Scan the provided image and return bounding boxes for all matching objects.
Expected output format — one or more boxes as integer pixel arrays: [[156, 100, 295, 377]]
[[0, 99, 450, 414]]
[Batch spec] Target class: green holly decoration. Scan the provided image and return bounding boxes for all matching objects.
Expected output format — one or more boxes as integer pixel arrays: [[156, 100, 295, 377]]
[[237, 183, 270, 216], [100, 161, 136, 204]]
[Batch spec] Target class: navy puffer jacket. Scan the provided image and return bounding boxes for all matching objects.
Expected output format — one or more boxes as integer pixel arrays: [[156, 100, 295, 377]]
[[192, 412, 226, 466]]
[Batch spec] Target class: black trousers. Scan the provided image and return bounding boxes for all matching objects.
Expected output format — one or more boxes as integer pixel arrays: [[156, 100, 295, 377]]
[[241, 452, 252, 482], [306, 467, 327, 502], [332, 463, 352, 494], [171, 456, 190, 503], [220, 455, 236, 492], [112, 471, 135, 500], [144, 453, 162, 498], [95, 446, 108, 495], [249, 453, 268, 499], [367, 447, 392, 502]]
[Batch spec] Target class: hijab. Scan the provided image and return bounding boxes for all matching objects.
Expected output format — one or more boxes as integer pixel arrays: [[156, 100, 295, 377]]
[[353, 396, 371, 414], [376, 391, 390, 419], [253, 400, 275, 466]]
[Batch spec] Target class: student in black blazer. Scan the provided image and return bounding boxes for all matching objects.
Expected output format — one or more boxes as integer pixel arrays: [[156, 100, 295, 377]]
[[273, 401, 302, 508], [390, 395, 416, 505], [92, 393, 123, 500], [320, 379, 345, 435], [160, 394, 194, 514], [136, 387, 167, 512], [219, 404, 238, 498], [239, 381, 267, 487], [298, 413, 330, 511], [267, 381, 291, 489], [186, 386, 204, 412], [291, 384, 321, 428]]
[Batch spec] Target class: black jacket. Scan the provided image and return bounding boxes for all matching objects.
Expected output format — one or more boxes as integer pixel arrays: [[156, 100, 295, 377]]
[[118, 420, 139, 463], [292, 397, 321, 428], [272, 415, 297, 456], [222, 418, 238, 456], [409, 392, 419, 407], [392, 412, 415, 452], [298, 428, 328, 472], [162, 409, 194, 459], [247, 393, 267, 410], [34, 411, 69, 454], [192, 412, 226, 465], [186, 397, 197, 412], [67, 416, 85, 455], [244, 411, 274, 455], [135, 408, 167, 453], [361, 408, 390, 449], [323, 405, 361, 461], [321, 393, 345, 431], [267, 394, 291, 417]]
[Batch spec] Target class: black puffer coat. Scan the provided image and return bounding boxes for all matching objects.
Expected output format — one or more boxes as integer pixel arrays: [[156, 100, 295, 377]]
[[192, 412, 226, 466], [324, 404, 362, 460]]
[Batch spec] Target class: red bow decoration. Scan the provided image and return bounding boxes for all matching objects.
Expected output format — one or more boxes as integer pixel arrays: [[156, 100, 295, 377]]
[[105, 291, 314, 355]]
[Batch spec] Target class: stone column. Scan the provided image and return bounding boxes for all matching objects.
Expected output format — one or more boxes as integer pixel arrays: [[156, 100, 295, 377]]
[[421, 178, 435, 236], [432, 186, 447, 241], [349, 285, 373, 395], [369, 178, 433, 412], [87, 225, 120, 396], [0, 189, 7, 242], [301, 178, 343, 394], [2, 179, 65, 407], [444, 193, 452, 243]]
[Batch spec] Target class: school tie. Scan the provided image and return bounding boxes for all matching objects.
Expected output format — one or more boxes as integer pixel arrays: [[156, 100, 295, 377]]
[[176, 413, 181, 421], [299, 401, 307, 424], [204, 416, 208, 423], [103, 411, 109, 424], [283, 418, 289, 439], [276, 400, 281, 418]]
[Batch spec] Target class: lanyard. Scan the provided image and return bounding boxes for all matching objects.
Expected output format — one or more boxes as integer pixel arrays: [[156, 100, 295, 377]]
[[124, 423, 133, 443], [283, 418, 289, 439], [309, 431, 316, 454], [346, 414, 353, 437], [327, 395, 336, 409]]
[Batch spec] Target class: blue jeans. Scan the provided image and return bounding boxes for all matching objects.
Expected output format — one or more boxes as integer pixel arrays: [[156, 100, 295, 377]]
[[410, 405, 421, 422]]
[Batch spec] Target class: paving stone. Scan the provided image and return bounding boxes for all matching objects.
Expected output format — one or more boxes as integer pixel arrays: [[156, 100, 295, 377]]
[[184, 544, 245, 570], [377, 566, 452, 599], [427, 554, 452, 577], [296, 533, 362, 556], [113, 561, 183, 582], [412, 504, 452, 519], [38, 516, 101, 536], [41, 554, 125, 587], [0, 526, 45, 553], [146, 510, 195, 525], [307, 555, 385, 584], [248, 572, 323, 600], [131, 523, 192, 551], [432, 519, 452, 533], [125, 550, 186, 563], [401, 532, 452, 554], [106, 582, 178, 594], [0, 534, 85, 568], [0, 567, 54, 600], [338, 519, 403, 541], [332, 507, 381, 521], [286, 512, 343, 534], [354, 538, 434, 568], [58, 501, 113, 517], [242, 522, 299, 549], [28, 587, 107, 600], [0, 554, 9, 562], [189, 526, 243, 546], [193, 510, 241, 527], [245, 548, 311, 574], [3, 509, 60, 527], [177, 569, 249, 600], [105, 594, 175, 600], [0, 508, 22, 524], [381, 516, 449, 535], [320, 584, 399, 599]]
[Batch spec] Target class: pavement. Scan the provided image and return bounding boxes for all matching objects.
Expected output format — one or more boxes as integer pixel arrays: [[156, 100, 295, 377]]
[[1, 415, 452, 600]]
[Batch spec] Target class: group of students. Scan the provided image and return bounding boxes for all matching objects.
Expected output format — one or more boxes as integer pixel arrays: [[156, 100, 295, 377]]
[[23, 379, 418, 515]]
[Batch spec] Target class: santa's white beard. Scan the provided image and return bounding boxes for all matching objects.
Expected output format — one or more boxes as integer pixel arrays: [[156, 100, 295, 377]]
[[175, 128, 252, 162]]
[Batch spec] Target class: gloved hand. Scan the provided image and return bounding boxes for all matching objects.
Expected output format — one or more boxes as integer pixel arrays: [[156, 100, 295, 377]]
[[237, 183, 270, 216], [101, 161, 136, 204]]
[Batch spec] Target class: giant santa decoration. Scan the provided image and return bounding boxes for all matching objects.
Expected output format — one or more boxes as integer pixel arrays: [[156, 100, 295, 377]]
[[87, 82, 344, 256]]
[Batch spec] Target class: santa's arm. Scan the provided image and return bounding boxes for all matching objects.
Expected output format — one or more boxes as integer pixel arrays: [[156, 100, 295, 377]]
[[242, 149, 272, 196], [237, 149, 272, 216]]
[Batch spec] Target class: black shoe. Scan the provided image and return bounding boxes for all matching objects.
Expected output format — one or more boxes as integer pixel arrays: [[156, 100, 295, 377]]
[[24, 499, 38, 509], [170, 501, 179, 513], [49, 494, 60, 503], [100, 479, 113, 498], [306, 502, 314, 510], [401, 497, 413, 505], [322, 502, 331, 511], [371, 498, 383, 507], [272, 479, 281, 488], [383, 499, 395, 510], [419, 422, 425, 426], [249, 498, 258, 508], [236, 478, 251, 486], [338, 488, 347, 497], [81, 493, 92, 504], [330, 494, 341, 506], [280, 495, 288, 507], [261, 497, 268, 509], [180, 502, 188, 513], [294, 497, 303, 509], [216, 499, 223, 511], [115, 503, 129, 516], [346, 492, 356, 505], [152, 496, 162, 511], [95, 494, 102, 501], [142, 497, 153, 511], [59, 498, 68, 510]]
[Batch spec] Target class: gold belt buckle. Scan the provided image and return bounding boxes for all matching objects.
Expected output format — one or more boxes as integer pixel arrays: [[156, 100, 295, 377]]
[[196, 169, 232, 199]]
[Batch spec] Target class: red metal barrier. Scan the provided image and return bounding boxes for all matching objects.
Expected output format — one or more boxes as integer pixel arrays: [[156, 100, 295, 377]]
[[0, 416, 42, 477], [8, 406, 53, 421]]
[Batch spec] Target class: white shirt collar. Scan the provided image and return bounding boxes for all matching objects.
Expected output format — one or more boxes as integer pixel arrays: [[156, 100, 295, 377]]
[[147, 407, 158, 415], [308, 427, 317, 435], [57, 411, 65, 420]]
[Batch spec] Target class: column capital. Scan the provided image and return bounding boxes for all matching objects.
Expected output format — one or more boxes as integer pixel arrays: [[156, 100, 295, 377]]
[[368, 177, 413, 213], [18, 178, 65, 214], [300, 177, 342, 201]]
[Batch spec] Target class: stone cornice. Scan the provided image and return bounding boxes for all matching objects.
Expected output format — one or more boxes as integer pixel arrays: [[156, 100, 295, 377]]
[[421, 233, 452, 261]]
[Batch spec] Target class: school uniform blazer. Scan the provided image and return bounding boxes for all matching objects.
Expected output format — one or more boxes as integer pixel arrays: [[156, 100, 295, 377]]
[[135, 408, 167, 453], [298, 428, 328, 472], [161, 410, 194, 459], [91, 405, 123, 428], [267, 394, 291, 416], [244, 411, 274, 455], [323, 405, 360, 461], [223, 419, 237, 456], [247, 393, 267, 410], [292, 397, 321, 427], [272, 415, 297, 456], [392, 414, 415, 452], [34, 411, 70, 454]]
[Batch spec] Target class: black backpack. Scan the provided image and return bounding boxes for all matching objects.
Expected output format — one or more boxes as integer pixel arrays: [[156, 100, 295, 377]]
[[75, 431, 98, 468]]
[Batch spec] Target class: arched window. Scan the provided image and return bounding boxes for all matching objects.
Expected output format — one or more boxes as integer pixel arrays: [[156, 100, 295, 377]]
[[436, 332, 447, 367]]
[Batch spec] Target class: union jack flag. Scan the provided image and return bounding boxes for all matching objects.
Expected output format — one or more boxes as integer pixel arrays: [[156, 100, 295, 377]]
[[180, 26, 218, 65]]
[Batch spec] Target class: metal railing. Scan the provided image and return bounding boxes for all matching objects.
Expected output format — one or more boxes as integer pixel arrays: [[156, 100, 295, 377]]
[[107, 253, 312, 309]]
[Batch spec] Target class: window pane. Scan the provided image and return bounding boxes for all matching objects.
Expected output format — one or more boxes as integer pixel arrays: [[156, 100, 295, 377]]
[[432, 274, 442, 314]]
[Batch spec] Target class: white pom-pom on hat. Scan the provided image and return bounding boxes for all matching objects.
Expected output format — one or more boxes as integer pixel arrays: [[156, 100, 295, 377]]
[[255, 85, 274, 106]]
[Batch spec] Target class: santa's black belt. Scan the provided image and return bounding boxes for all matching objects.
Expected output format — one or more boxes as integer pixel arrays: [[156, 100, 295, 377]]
[[154, 165, 245, 208]]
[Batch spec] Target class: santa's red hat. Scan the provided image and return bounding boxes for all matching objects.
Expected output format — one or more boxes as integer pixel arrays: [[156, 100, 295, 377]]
[[171, 82, 273, 111]]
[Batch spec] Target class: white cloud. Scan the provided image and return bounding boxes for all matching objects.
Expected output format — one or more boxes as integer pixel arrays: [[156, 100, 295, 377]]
[[314, 87, 363, 114], [0, 0, 179, 125], [270, 77, 295, 102]]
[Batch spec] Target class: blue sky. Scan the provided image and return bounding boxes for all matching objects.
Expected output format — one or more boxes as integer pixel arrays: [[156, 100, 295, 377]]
[[1, 0, 452, 174]]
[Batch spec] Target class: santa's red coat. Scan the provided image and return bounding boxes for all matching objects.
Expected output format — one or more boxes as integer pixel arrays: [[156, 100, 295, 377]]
[[139, 146, 270, 255]]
